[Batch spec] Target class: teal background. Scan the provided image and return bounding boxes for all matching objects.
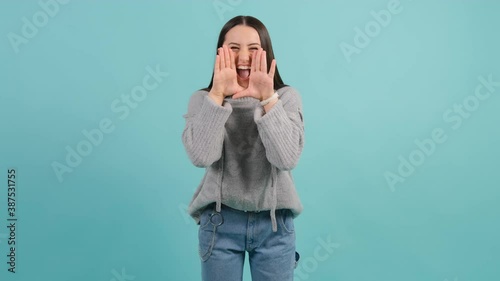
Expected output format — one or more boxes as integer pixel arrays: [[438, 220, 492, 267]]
[[1, 0, 499, 280]]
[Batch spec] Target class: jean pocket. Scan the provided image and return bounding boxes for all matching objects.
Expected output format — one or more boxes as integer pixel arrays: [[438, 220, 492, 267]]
[[199, 209, 211, 229], [198, 212, 218, 261], [279, 209, 295, 234]]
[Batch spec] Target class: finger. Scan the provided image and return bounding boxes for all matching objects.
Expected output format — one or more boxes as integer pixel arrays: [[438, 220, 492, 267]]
[[224, 45, 231, 68], [268, 59, 276, 78], [232, 89, 248, 99], [220, 48, 225, 71], [260, 50, 267, 72], [214, 55, 220, 73], [219, 47, 225, 69], [251, 50, 257, 72], [230, 48, 236, 69], [254, 48, 262, 72]]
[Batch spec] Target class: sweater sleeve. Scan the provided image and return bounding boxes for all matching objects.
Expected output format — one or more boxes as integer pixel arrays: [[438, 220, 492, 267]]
[[182, 91, 233, 167], [254, 87, 305, 171]]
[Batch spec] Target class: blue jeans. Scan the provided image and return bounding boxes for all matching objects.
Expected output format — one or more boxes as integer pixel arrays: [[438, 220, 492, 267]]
[[198, 204, 296, 281]]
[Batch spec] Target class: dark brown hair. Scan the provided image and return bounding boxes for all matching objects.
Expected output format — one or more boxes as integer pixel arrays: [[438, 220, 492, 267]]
[[201, 15, 287, 91]]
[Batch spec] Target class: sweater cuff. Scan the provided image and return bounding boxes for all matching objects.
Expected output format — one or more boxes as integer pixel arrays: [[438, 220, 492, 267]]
[[196, 95, 232, 128], [253, 99, 287, 132]]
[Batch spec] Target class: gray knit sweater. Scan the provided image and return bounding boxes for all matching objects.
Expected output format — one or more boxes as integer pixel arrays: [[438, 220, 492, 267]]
[[182, 86, 304, 231]]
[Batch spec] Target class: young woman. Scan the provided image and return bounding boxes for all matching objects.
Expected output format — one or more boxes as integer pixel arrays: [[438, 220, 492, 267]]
[[182, 15, 305, 281]]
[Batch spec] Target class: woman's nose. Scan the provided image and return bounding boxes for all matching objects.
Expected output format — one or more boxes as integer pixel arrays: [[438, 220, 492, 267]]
[[238, 48, 251, 61]]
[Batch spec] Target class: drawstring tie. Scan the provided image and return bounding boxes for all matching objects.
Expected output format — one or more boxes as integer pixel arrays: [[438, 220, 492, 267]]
[[216, 144, 224, 213], [270, 165, 278, 232]]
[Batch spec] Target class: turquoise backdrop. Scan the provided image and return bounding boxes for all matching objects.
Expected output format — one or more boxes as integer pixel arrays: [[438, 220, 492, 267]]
[[1, 0, 499, 280]]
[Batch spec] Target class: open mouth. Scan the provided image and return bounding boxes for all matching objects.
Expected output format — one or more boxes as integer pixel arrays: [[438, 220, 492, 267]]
[[237, 66, 250, 80]]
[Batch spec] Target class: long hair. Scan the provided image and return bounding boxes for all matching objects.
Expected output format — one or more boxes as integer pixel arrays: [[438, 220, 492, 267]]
[[201, 15, 287, 92]]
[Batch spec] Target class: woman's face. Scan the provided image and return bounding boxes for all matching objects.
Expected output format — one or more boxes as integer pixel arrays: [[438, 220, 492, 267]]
[[223, 25, 261, 89]]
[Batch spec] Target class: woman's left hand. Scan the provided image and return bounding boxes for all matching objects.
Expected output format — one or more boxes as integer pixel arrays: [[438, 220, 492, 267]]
[[232, 48, 276, 101]]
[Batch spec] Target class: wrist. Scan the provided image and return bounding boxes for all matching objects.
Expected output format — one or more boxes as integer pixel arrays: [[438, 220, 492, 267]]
[[208, 90, 224, 105], [260, 90, 276, 101], [263, 96, 278, 113], [260, 91, 278, 106]]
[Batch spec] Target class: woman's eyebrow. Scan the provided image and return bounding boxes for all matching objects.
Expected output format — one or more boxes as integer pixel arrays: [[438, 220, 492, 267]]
[[227, 42, 261, 46]]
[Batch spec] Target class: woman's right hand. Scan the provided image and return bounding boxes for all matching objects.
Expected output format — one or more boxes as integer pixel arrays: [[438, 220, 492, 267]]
[[208, 45, 244, 104]]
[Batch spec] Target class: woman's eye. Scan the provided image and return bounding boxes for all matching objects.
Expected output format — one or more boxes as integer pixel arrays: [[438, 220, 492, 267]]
[[230, 47, 239, 50]]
